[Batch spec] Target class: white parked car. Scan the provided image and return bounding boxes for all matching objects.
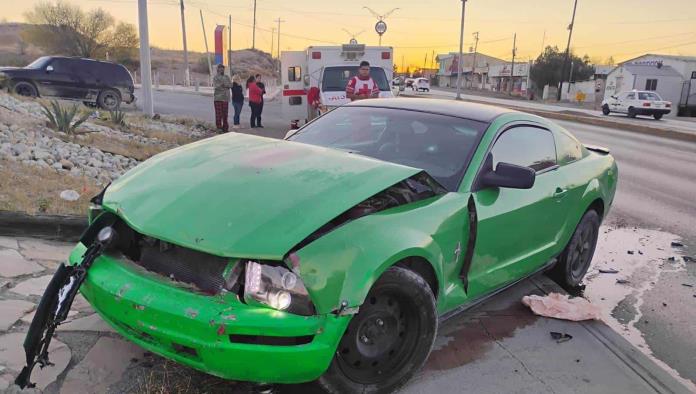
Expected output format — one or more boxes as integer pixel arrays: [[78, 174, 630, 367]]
[[414, 77, 430, 92], [602, 90, 671, 120]]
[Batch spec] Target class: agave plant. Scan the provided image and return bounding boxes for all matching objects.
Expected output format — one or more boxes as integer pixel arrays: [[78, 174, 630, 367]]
[[40, 100, 92, 135], [108, 109, 128, 128]]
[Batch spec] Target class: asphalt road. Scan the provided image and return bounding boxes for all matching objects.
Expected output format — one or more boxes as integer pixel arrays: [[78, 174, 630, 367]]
[[131, 88, 696, 385]]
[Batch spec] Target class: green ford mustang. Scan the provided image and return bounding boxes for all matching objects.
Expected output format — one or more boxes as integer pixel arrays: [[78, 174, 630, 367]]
[[18, 98, 617, 393]]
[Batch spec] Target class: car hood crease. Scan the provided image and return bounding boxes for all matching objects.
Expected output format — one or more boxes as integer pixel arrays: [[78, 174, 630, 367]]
[[103, 133, 422, 259]]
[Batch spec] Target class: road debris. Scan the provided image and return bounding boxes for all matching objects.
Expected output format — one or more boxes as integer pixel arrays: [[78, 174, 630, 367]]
[[683, 256, 694, 263], [616, 279, 630, 284], [627, 250, 634, 255], [682, 283, 693, 288], [670, 241, 684, 248], [550, 332, 573, 343], [521, 293, 601, 321], [59, 189, 80, 201], [598, 268, 619, 274]]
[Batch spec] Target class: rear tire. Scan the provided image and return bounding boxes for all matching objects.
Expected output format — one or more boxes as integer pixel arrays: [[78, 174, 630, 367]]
[[602, 105, 610, 115], [13, 81, 37, 97], [550, 210, 600, 288], [318, 267, 437, 394], [653, 113, 663, 120], [97, 89, 121, 111], [627, 107, 637, 118]]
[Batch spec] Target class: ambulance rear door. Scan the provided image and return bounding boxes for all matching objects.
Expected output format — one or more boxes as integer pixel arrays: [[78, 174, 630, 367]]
[[281, 50, 308, 122]]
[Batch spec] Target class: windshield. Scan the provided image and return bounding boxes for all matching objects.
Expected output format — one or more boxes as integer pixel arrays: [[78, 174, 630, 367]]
[[322, 66, 390, 92], [288, 106, 487, 190], [638, 92, 662, 101], [25, 57, 50, 69]]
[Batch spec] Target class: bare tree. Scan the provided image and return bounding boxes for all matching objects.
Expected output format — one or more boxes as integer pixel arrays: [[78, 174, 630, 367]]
[[22, 1, 137, 62]]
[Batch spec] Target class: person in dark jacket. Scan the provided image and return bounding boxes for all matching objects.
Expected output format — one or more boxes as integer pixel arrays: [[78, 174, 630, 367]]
[[247, 75, 263, 128], [231, 75, 244, 129]]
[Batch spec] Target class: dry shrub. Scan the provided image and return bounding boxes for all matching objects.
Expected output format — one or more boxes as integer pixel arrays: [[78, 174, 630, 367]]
[[0, 158, 99, 215]]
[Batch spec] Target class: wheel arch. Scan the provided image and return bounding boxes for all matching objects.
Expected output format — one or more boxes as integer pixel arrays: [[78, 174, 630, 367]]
[[394, 256, 439, 299], [10, 78, 40, 96]]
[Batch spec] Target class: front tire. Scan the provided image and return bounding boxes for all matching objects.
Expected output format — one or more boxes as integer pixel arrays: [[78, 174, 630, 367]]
[[653, 113, 663, 120], [627, 107, 637, 118], [13, 81, 38, 97], [319, 267, 437, 394], [550, 210, 600, 288], [97, 89, 121, 111], [602, 105, 610, 115]]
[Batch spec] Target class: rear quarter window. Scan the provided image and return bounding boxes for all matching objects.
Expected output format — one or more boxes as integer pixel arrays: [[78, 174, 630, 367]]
[[555, 130, 583, 165]]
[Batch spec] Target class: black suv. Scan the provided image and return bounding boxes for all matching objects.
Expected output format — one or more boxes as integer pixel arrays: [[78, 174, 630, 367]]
[[0, 56, 135, 110]]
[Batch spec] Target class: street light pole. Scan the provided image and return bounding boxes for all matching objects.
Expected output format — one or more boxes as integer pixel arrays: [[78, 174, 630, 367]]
[[137, 0, 153, 117], [455, 0, 467, 100], [558, 0, 578, 101], [179, 0, 189, 86], [252, 0, 257, 49]]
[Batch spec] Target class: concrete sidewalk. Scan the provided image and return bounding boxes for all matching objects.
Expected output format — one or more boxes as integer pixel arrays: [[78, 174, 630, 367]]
[[0, 235, 690, 393]]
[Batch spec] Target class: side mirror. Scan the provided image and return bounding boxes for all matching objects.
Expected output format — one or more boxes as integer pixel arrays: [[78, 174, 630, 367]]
[[477, 153, 535, 190], [46, 65, 54, 73]]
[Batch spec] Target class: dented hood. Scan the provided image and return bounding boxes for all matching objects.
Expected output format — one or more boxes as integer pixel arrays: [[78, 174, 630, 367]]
[[103, 133, 421, 259]]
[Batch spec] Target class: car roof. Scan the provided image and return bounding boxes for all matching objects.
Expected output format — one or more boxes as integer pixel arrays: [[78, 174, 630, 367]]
[[48, 56, 121, 66], [345, 98, 515, 123]]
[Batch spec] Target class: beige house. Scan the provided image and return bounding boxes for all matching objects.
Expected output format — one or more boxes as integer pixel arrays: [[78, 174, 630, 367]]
[[435, 52, 506, 89]]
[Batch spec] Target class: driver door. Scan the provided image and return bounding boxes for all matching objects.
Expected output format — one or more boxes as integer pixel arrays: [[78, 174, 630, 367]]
[[467, 125, 569, 295]]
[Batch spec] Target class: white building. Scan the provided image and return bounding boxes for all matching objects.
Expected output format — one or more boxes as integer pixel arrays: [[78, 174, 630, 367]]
[[605, 54, 696, 116], [487, 62, 531, 95], [435, 52, 506, 89]]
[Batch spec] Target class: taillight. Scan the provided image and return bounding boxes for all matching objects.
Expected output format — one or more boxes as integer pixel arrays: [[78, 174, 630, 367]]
[[382, 51, 390, 59], [312, 51, 321, 59], [643, 102, 651, 107], [666, 103, 671, 108]]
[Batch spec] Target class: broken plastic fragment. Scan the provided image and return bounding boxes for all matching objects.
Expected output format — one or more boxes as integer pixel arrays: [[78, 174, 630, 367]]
[[550, 331, 573, 343], [616, 279, 630, 284], [521, 293, 601, 321], [671, 241, 684, 248], [598, 268, 619, 274]]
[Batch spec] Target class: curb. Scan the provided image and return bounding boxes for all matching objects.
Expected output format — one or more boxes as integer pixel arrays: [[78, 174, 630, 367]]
[[530, 276, 691, 394], [0, 210, 87, 242]]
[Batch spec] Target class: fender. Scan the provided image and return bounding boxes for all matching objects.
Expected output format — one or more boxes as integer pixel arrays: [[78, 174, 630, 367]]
[[295, 193, 469, 315]]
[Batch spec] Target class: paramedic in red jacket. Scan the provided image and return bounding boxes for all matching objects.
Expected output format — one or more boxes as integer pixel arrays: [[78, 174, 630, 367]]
[[346, 60, 380, 101]]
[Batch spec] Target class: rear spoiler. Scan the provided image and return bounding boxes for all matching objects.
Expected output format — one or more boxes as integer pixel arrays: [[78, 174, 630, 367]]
[[584, 144, 610, 154]]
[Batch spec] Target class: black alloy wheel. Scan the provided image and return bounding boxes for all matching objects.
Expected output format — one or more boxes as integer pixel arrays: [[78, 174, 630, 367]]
[[13, 82, 37, 97], [653, 113, 663, 120], [550, 210, 600, 288], [98, 89, 121, 111], [319, 267, 437, 394]]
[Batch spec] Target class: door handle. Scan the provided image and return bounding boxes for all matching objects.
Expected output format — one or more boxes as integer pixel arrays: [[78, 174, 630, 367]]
[[553, 187, 568, 198]]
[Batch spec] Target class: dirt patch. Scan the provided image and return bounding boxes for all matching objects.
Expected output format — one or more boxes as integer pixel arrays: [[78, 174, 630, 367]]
[[0, 158, 99, 215]]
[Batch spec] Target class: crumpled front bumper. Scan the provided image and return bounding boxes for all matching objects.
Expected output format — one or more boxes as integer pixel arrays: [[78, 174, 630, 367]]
[[68, 243, 350, 384]]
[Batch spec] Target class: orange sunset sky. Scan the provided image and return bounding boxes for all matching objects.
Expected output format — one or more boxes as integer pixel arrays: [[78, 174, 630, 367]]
[[3, 0, 696, 70]]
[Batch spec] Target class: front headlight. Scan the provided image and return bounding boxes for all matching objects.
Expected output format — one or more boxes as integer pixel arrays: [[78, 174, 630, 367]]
[[244, 261, 315, 316]]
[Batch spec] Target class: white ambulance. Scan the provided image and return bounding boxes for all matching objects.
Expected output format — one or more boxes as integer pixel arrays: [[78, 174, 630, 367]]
[[281, 43, 394, 125]]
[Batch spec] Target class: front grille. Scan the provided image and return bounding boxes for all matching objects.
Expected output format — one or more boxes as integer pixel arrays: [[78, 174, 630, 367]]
[[106, 218, 234, 295], [229, 333, 314, 346]]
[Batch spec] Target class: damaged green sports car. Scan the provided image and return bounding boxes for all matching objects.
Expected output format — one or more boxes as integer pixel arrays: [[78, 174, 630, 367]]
[[18, 98, 617, 393]]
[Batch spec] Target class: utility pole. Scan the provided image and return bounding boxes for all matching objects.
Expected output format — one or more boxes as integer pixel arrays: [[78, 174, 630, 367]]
[[470, 31, 479, 89], [179, 0, 190, 86], [200, 9, 212, 83], [275, 18, 285, 74], [558, 0, 578, 100], [423, 52, 428, 75], [455, 0, 467, 100], [540, 29, 546, 55], [252, 0, 257, 49], [270, 27, 275, 60], [430, 49, 435, 70], [228, 15, 232, 74], [401, 55, 404, 74], [137, 0, 153, 116], [509, 32, 516, 95]]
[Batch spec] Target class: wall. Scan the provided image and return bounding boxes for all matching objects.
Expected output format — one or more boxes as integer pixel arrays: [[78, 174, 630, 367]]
[[604, 66, 635, 100], [634, 74, 683, 113], [628, 55, 696, 80], [561, 80, 600, 103]]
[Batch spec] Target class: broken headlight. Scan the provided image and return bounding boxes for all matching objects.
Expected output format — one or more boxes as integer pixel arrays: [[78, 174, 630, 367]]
[[243, 261, 315, 316]]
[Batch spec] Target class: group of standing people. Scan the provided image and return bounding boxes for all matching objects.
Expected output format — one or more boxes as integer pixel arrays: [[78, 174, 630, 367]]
[[213, 64, 265, 132]]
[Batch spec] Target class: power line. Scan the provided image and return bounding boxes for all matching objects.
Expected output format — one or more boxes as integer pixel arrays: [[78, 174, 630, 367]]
[[575, 31, 696, 49], [614, 39, 696, 57]]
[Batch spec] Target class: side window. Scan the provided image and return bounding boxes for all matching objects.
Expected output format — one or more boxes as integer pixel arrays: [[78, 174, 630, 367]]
[[491, 126, 557, 172], [288, 66, 301, 82], [626, 92, 636, 100], [555, 130, 583, 165], [49, 59, 66, 72]]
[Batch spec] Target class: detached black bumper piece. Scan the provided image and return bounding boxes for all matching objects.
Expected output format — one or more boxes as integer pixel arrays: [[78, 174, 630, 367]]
[[15, 213, 117, 389]]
